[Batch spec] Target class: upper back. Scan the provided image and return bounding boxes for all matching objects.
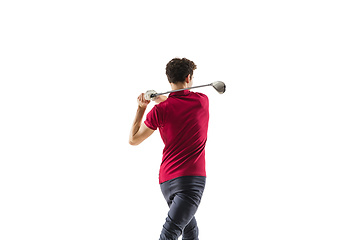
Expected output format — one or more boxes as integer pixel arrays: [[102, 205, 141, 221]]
[[159, 90, 209, 145]]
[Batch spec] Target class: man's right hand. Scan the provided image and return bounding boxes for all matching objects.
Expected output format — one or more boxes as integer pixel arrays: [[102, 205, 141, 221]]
[[137, 93, 150, 108]]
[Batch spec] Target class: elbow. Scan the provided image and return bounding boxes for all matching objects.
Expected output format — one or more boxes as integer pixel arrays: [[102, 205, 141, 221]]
[[128, 138, 139, 146]]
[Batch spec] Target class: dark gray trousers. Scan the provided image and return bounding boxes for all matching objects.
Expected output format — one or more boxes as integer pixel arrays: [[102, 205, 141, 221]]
[[159, 176, 206, 240]]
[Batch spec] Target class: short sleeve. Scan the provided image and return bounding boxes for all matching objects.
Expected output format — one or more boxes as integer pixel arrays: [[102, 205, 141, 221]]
[[144, 105, 164, 130]]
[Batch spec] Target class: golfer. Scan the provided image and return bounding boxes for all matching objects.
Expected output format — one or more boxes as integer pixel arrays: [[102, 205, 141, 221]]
[[129, 58, 208, 240]]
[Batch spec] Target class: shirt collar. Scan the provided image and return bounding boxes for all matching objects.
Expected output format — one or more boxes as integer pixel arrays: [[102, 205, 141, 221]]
[[169, 89, 191, 97]]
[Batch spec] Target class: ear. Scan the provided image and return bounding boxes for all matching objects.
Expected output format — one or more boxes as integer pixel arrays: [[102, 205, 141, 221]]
[[185, 74, 191, 83]]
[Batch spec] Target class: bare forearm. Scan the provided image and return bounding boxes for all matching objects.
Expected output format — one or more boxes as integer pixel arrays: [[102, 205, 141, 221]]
[[129, 106, 146, 140]]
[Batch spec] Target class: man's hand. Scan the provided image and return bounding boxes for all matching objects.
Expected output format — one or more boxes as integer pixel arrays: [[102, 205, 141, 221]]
[[137, 93, 150, 108]]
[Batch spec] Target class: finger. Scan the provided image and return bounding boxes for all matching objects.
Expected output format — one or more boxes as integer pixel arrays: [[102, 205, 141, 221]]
[[140, 93, 146, 102], [143, 95, 150, 104]]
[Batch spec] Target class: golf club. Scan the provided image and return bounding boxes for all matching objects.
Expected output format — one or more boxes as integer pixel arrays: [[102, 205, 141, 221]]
[[145, 81, 226, 101]]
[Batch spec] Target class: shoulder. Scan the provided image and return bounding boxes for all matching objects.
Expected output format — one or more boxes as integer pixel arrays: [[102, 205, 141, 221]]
[[149, 99, 169, 116], [155, 99, 170, 110], [190, 92, 209, 110], [192, 92, 209, 102]]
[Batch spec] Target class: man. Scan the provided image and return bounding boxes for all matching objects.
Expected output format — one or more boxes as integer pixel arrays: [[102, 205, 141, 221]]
[[129, 58, 209, 240]]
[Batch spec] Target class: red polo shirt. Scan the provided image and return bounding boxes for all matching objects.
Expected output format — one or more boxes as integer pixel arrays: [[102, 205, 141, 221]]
[[144, 90, 209, 184]]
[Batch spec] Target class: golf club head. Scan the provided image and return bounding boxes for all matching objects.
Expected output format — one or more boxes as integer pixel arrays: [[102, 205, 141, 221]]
[[211, 81, 226, 94]]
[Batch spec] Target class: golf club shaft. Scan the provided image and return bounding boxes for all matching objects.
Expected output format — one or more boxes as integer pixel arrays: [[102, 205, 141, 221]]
[[154, 83, 212, 97]]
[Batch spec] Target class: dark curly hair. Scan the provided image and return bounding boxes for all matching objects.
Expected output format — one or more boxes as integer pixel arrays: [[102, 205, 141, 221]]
[[165, 58, 197, 84]]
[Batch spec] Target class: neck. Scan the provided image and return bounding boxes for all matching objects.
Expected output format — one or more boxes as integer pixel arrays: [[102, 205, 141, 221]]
[[170, 82, 188, 91]]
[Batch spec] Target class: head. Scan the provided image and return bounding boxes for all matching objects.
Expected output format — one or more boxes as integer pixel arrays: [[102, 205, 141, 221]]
[[166, 58, 197, 88]]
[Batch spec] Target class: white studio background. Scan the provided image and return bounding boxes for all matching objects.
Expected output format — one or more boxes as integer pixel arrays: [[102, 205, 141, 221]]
[[0, 1, 359, 240]]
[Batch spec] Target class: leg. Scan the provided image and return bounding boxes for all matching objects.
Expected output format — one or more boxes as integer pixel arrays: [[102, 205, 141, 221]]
[[159, 176, 206, 240], [182, 217, 199, 240], [160, 192, 200, 240]]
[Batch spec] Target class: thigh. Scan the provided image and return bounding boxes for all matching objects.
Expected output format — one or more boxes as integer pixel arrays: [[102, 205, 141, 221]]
[[167, 192, 201, 228], [160, 179, 173, 207], [160, 176, 206, 208]]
